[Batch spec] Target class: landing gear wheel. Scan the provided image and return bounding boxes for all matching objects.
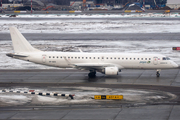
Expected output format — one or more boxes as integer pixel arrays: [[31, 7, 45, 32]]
[[88, 72, 96, 78], [156, 71, 160, 77]]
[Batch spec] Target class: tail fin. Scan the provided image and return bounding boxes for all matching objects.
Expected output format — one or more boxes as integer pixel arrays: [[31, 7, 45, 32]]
[[9, 27, 41, 53]]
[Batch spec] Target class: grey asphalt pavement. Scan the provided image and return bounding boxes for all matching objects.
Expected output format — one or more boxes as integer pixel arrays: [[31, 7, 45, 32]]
[[0, 69, 180, 120], [1, 33, 180, 40]]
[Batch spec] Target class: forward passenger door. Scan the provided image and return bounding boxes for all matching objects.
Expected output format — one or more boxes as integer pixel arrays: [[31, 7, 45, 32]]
[[153, 57, 158, 65]]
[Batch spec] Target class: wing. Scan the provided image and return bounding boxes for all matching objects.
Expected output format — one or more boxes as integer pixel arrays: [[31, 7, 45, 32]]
[[70, 63, 124, 71], [63, 56, 124, 71]]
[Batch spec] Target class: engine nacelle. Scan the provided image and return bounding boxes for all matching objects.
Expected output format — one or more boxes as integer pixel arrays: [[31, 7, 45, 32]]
[[102, 67, 119, 75]]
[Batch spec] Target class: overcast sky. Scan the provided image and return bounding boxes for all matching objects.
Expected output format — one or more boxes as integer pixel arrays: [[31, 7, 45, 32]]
[[167, 0, 180, 4]]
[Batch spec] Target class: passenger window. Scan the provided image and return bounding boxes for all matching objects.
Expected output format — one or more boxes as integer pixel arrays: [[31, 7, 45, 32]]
[[60, 56, 62, 58], [57, 56, 58, 58], [94, 57, 95, 59], [141, 58, 143, 60], [89, 57, 91, 59], [114, 57, 116, 59], [82, 57, 84, 59], [102, 57, 104, 59], [149, 58, 151, 60], [130, 58, 132, 60], [68, 57, 70, 59], [86, 57, 88, 59], [145, 58, 147, 60], [126, 58, 128, 60], [134, 58, 135, 60], [78, 57, 80, 59], [122, 58, 124, 60], [75, 57, 77, 59], [71, 57, 73, 59], [106, 57, 108, 59], [98, 57, 100, 59], [53, 56, 55, 58], [110, 57, 112, 59], [138, 58, 139, 60], [118, 58, 120, 59], [49, 56, 51, 58]]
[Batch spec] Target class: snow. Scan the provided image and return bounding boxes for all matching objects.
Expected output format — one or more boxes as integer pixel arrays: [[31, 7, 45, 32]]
[[0, 94, 32, 105], [1, 13, 180, 19], [1, 18, 180, 33], [0, 87, 176, 105]]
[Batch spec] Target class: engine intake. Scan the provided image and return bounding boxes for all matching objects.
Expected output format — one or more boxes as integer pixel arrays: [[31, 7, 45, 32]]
[[103, 67, 119, 75]]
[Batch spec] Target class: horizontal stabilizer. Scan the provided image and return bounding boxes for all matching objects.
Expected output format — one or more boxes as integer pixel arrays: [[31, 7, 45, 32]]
[[6, 53, 28, 58]]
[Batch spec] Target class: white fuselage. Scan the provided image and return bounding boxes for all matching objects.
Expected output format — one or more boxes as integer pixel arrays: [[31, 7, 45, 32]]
[[8, 27, 179, 77], [16, 52, 178, 70]]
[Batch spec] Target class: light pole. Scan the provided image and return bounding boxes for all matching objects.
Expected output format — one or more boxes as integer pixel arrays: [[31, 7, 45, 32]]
[[143, 0, 145, 12], [1, 0, 2, 13], [31, 0, 32, 14]]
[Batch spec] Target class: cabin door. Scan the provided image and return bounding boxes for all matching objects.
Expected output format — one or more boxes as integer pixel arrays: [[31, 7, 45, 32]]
[[153, 57, 158, 65], [42, 55, 46, 63]]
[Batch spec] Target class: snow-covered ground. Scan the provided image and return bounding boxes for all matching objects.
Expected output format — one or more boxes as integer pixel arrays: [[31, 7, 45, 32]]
[[1, 18, 180, 33], [1, 13, 180, 19], [0, 87, 176, 106]]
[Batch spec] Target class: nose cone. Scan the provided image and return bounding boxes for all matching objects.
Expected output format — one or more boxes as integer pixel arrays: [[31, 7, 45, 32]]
[[171, 61, 179, 68]]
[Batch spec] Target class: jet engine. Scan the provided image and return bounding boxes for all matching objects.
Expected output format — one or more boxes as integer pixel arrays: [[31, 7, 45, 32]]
[[102, 67, 119, 75]]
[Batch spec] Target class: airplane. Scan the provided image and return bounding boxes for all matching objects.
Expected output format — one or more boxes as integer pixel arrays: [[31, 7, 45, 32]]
[[6, 27, 179, 78]]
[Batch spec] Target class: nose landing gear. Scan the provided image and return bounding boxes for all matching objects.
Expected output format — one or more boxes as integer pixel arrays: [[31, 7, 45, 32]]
[[156, 69, 161, 77]]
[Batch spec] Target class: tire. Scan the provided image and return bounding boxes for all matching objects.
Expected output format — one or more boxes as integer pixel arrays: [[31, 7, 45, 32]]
[[88, 72, 96, 78]]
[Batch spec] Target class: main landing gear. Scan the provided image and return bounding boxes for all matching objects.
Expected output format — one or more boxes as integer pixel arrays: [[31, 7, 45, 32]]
[[88, 70, 96, 78], [156, 69, 161, 77]]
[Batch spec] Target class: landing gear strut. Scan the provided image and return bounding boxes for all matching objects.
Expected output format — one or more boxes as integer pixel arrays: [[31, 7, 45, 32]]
[[88, 70, 96, 78], [156, 70, 161, 77]]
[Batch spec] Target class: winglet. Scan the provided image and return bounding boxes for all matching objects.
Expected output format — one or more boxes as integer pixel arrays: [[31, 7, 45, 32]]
[[78, 48, 83, 53]]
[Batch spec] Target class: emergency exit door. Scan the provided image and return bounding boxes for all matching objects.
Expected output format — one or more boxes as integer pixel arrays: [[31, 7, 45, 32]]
[[42, 55, 46, 63]]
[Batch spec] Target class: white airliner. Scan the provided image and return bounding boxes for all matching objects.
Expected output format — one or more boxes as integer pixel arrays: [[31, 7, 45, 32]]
[[6, 27, 179, 78]]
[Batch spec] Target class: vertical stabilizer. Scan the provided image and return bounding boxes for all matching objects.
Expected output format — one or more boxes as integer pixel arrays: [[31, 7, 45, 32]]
[[9, 27, 40, 53]]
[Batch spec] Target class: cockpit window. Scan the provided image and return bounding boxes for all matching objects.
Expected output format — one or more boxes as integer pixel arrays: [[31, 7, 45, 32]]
[[162, 57, 170, 60], [163, 57, 166, 60], [166, 57, 170, 60]]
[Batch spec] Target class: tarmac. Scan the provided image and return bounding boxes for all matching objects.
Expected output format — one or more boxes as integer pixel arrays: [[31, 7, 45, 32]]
[[0, 69, 180, 120], [1, 33, 180, 41]]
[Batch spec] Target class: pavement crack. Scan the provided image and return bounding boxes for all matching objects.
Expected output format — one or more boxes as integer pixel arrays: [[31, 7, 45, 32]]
[[6, 112, 18, 120], [133, 70, 145, 84], [170, 69, 180, 86], [60, 109, 71, 120], [57, 72, 75, 83], [113, 107, 122, 120], [167, 105, 174, 120]]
